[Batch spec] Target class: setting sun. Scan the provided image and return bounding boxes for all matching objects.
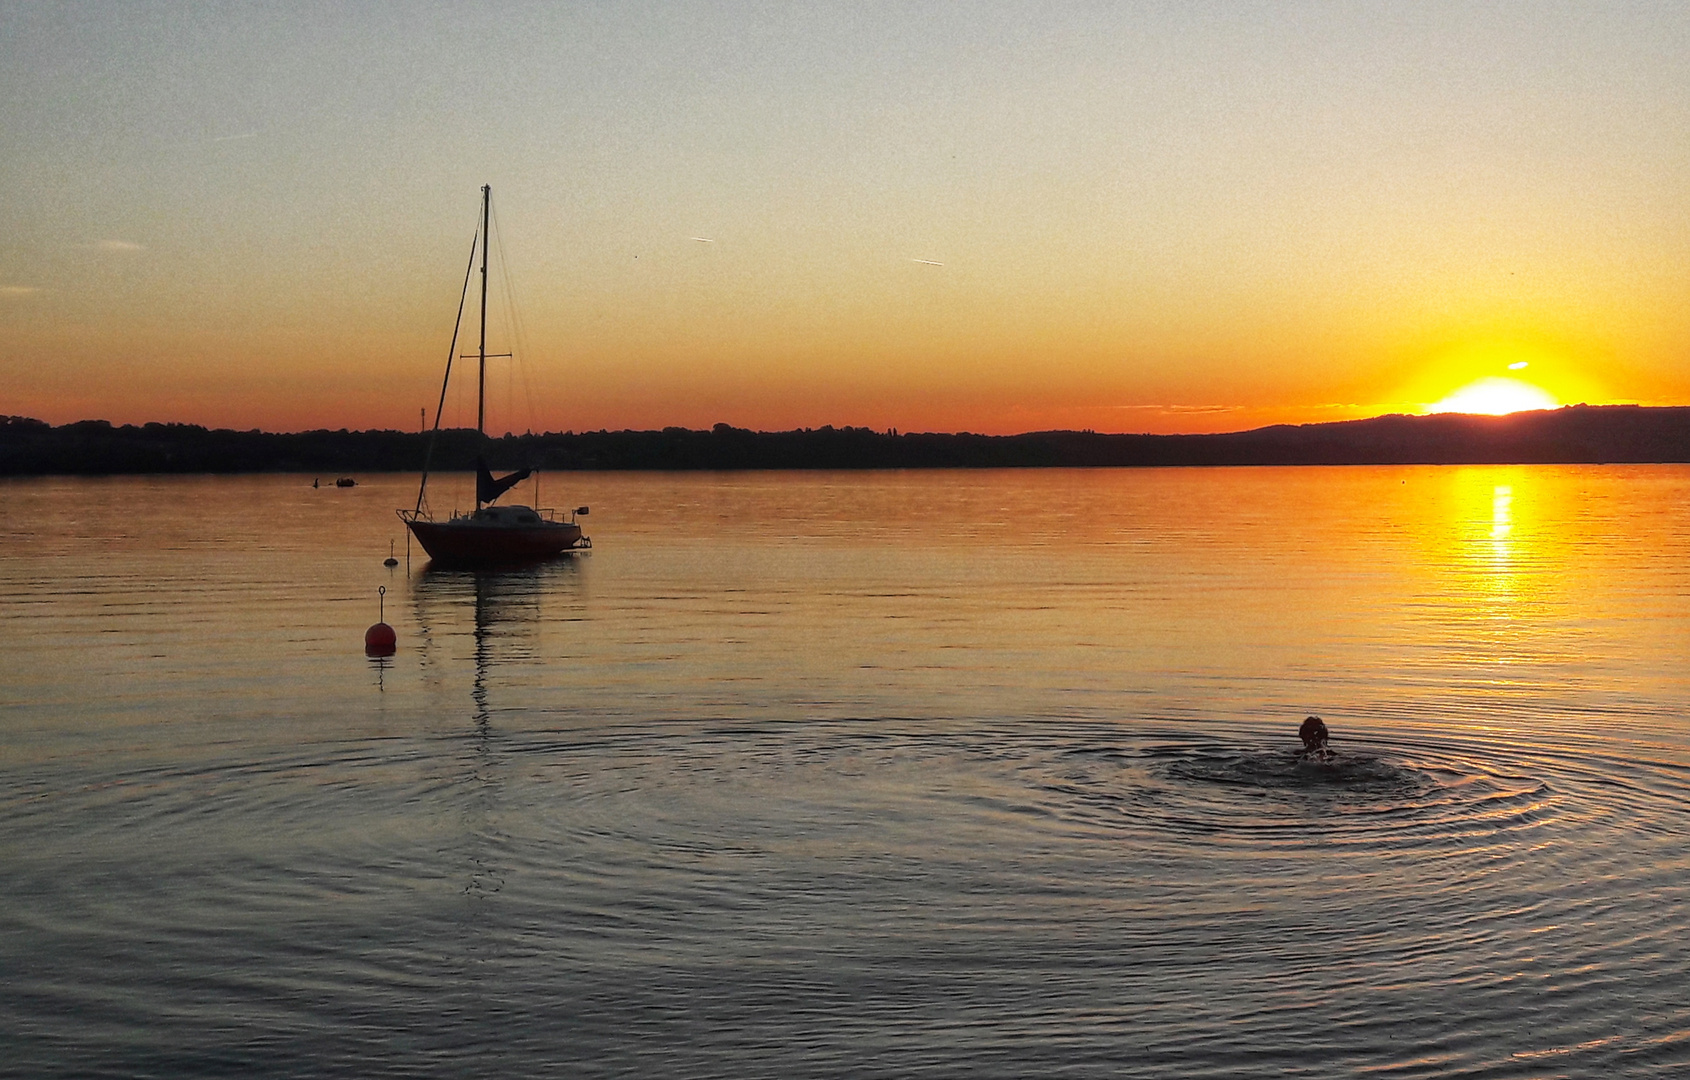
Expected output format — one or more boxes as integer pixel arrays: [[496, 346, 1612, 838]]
[[1429, 377, 1560, 416]]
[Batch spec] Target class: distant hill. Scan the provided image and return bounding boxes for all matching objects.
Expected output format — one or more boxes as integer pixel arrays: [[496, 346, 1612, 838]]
[[3, 405, 1689, 476]]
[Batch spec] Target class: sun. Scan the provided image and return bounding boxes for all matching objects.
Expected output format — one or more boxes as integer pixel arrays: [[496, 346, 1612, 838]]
[[1429, 377, 1559, 416]]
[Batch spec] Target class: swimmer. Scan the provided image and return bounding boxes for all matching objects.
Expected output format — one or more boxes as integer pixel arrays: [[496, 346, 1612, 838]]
[[1298, 715, 1332, 760]]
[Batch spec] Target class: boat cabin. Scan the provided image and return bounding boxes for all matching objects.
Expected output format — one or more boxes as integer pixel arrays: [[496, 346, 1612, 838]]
[[463, 505, 548, 526]]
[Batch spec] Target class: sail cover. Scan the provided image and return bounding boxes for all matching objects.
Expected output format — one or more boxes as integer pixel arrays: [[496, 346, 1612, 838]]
[[477, 457, 532, 505]]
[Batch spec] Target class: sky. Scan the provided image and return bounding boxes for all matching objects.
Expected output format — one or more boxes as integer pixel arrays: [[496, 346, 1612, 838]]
[[1, 1, 1687, 436]]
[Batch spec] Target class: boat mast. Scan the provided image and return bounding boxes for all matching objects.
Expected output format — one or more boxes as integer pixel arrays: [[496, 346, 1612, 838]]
[[477, 184, 490, 439], [476, 184, 490, 507]]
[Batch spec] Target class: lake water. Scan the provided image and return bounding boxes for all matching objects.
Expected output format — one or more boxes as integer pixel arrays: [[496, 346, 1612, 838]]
[[4, 466, 1690, 1077]]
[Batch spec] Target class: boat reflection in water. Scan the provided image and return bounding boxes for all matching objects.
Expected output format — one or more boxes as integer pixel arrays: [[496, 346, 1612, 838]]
[[408, 560, 585, 906], [409, 559, 584, 728]]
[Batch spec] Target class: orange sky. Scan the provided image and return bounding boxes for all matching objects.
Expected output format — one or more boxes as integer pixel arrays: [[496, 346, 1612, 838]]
[[2, 4, 1687, 435]]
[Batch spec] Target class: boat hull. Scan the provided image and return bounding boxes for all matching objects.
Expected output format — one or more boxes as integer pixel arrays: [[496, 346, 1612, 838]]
[[404, 517, 584, 565]]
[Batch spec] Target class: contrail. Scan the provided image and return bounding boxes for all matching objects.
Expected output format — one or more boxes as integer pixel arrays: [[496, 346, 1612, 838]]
[[911, 258, 944, 266], [691, 237, 714, 243]]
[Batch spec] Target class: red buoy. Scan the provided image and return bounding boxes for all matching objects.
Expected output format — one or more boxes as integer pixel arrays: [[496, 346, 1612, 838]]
[[365, 585, 396, 656], [365, 622, 396, 656]]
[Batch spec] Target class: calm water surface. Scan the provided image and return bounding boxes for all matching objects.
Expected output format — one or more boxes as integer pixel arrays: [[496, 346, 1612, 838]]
[[4, 466, 1690, 1077]]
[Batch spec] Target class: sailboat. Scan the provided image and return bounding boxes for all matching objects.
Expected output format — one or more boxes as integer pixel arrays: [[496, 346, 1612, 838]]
[[398, 185, 589, 565]]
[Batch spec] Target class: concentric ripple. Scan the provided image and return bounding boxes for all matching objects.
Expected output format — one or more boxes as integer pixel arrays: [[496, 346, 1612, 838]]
[[6, 716, 1690, 1078], [1027, 728, 1564, 849]]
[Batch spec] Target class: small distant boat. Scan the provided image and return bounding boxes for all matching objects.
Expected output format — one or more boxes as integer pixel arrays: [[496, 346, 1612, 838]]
[[398, 185, 589, 566], [335, 477, 357, 488]]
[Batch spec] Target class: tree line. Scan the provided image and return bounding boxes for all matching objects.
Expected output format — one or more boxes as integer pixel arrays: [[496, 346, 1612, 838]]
[[3, 406, 1689, 476]]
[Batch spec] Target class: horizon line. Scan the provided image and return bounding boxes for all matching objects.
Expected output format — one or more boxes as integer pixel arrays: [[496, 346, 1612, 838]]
[[6, 402, 1669, 443]]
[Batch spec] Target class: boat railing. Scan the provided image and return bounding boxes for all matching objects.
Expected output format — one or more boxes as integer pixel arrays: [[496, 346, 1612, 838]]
[[534, 505, 592, 525], [399, 505, 588, 527]]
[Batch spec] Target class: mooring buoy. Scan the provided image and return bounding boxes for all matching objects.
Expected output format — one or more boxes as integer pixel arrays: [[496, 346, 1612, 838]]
[[365, 585, 396, 656]]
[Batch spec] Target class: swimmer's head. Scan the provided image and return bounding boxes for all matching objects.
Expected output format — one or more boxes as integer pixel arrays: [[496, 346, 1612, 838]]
[[1299, 715, 1329, 752]]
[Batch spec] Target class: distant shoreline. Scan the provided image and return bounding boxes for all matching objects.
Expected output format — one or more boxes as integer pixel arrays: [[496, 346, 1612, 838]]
[[4, 405, 1689, 476]]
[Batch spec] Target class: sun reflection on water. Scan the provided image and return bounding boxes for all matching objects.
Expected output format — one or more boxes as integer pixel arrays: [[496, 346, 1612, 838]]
[[1408, 467, 1623, 730], [1440, 472, 1533, 606], [1472, 481, 1521, 642], [1490, 484, 1512, 557]]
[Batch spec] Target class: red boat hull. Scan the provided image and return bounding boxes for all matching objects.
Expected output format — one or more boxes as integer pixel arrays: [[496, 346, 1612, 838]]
[[403, 516, 584, 565]]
